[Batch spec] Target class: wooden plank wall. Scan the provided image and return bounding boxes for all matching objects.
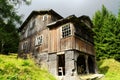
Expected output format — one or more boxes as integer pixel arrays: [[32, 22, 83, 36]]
[[35, 29, 49, 53], [48, 23, 74, 53], [74, 37, 95, 55]]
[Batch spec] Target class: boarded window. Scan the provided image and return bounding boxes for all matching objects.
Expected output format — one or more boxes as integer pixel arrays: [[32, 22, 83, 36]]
[[62, 24, 71, 38]]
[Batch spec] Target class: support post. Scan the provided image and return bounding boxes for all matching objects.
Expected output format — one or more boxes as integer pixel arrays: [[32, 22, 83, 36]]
[[85, 55, 89, 74]]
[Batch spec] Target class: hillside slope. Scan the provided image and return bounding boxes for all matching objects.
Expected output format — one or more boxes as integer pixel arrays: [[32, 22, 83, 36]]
[[97, 59, 120, 80], [0, 54, 56, 80]]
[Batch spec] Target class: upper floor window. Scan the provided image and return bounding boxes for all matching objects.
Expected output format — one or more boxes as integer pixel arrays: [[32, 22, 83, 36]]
[[22, 41, 28, 51], [43, 15, 47, 21], [62, 24, 71, 38], [30, 20, 35, 30], [35, 35, 43, 46]]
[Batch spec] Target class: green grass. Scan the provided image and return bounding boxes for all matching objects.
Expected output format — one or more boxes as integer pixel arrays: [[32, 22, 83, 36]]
[[97, 59, 120, 80], [0, 54, 56, 80]]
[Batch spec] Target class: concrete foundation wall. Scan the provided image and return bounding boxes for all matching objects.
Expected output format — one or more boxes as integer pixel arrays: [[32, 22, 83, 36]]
[[35, 50, 97, 80], [37, 53, 48, 69], [65, 50, 75, 76], [48, 53, 58, 76]]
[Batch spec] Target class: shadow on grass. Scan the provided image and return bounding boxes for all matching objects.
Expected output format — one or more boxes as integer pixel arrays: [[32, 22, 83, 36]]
[[99, 66, 109, 74], [97, 60, 109, 75]]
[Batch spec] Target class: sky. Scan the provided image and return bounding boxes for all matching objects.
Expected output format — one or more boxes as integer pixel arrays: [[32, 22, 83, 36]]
[[18, 0, 120, 21]]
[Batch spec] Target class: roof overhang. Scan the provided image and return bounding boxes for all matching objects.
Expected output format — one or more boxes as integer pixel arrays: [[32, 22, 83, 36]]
[[47, 15, 78, 29]]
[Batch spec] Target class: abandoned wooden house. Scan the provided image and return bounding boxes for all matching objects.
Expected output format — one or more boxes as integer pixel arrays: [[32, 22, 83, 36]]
[[18, 9, 97, 79]]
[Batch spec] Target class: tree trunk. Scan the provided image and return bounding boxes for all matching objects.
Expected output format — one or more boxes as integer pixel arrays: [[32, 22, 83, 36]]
[[1, 39, 4, 53]]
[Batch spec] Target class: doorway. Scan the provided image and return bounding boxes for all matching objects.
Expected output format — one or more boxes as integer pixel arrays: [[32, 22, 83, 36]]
[[88, 56, 95, 73], [57, 54, 65, 76], [77, 55, 86, 74]]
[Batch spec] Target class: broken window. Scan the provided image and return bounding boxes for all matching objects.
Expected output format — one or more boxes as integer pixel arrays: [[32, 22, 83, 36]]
[[35, 35, 43, 46], [62, 24, 71, 38], [57, 54, 65, 76]]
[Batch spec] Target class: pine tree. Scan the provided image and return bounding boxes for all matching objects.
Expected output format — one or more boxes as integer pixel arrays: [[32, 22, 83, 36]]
[[92, 5, 120, 61]]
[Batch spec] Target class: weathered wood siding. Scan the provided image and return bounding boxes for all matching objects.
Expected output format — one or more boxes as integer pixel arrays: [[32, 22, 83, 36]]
[[48, 23, 75, 53], [19, 13, 61, 54], [74, 36, 95, 55], [19, 13, 95, 56], [35, 29, 49, 53], [47, 22, 95, 55]]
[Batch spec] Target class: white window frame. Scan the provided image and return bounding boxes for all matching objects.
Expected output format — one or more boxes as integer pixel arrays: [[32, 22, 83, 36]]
[[35, 35, 43, 46], [42, 15, 48, 21], [62, 24, 71, 38]]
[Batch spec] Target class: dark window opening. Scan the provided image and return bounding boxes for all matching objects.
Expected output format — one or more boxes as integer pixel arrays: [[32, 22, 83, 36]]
[[62, 24, 71, 38], [58, 54, 65, 76], [77, 55, 86, 74], [88, 56, 95, 73]]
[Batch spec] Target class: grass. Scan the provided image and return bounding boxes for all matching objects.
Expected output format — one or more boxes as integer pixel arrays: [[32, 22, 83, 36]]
[[97, 59, 120, 80], [0, 54, 56, 80], [1, 54, 120, 80]]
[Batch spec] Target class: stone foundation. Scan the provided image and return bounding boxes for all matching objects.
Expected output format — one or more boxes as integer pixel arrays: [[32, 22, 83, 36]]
[[35, 50, 97, 80], [48, 53, 58, 76]]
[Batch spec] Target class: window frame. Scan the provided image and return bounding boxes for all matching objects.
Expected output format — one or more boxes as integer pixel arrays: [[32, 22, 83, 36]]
[[42, 15, 48, 21], [35, 35, 43, 46], [62, 24, 71, 38], [22, 41, 28, 52]]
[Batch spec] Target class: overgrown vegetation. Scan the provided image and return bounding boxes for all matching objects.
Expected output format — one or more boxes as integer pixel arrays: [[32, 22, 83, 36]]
[[97, 59, 120, 80], [0, 54, 56, 80], [92, 5, 120, 61]]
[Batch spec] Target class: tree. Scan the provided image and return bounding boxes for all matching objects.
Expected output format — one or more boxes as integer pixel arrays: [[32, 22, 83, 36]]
[[0, 0, 31, 54], [92, 5, 120, 61]]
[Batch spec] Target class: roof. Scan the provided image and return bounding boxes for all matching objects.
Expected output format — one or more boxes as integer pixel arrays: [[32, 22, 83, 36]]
[[47, 15, 93, 28], [47, 15, 77, 28], [47, 15, 94, 35], [19, 9, 63, 32], [79, 15, 93, 28]]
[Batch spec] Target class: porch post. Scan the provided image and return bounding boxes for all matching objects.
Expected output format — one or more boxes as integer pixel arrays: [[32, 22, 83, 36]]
[[85, 55, 89, 74]]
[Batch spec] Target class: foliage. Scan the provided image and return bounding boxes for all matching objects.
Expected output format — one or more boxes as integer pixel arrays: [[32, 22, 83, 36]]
[[0, 0, 31, 54], [92, 5, 120, 61], [0, 54, 56, 80], [97, 59, 120, 80]]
